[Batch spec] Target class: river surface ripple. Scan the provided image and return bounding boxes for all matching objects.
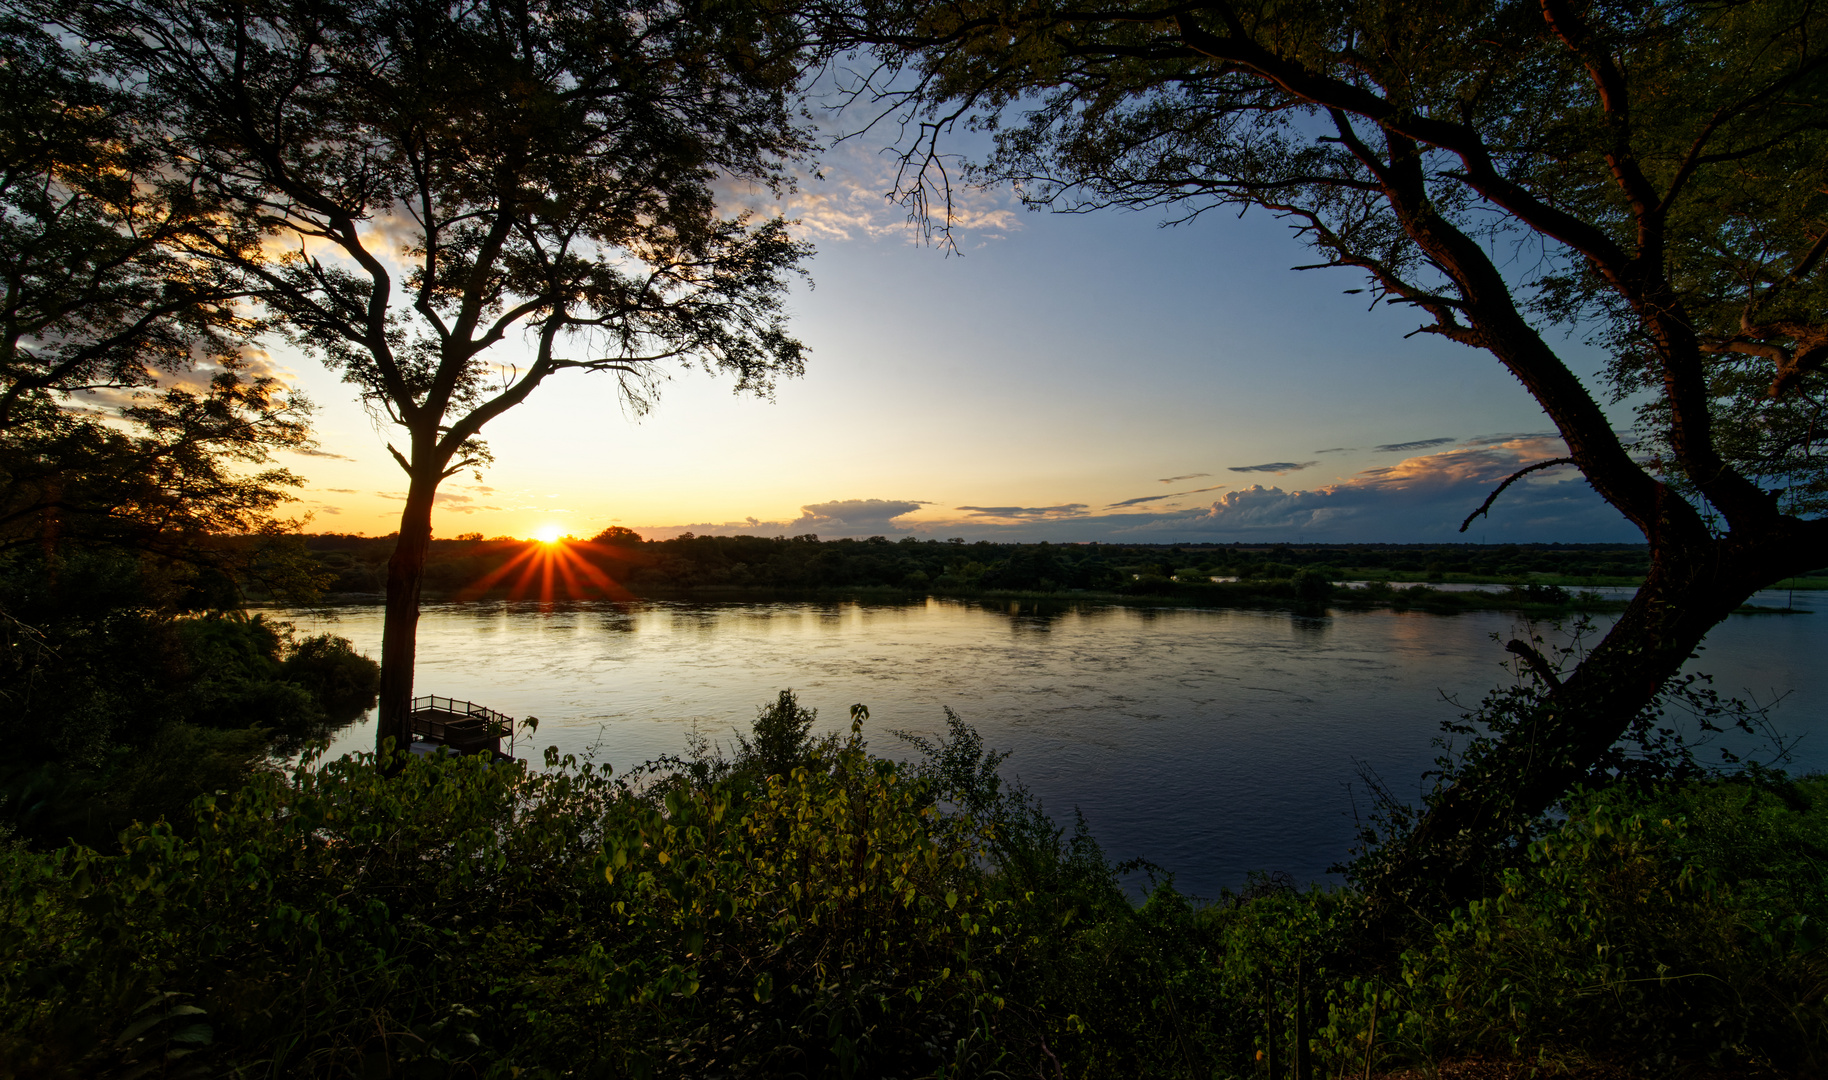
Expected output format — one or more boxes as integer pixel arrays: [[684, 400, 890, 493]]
[[275, 591, 1826, 899]]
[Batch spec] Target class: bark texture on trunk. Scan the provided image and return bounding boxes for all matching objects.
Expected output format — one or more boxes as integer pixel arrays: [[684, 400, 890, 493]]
[[375, 473, 439, 761]]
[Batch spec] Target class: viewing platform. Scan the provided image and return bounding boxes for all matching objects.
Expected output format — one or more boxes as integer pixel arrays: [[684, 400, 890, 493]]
[[409, 695, 519, 761]]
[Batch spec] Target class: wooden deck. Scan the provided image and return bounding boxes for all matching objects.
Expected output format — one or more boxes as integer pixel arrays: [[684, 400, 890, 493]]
[[409, 695, 518, 760]]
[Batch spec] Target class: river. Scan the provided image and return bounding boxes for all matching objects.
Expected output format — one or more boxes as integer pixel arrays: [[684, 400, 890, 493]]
[[275, 590, 1826, 899]]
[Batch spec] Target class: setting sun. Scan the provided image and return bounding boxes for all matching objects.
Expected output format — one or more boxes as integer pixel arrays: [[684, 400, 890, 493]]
[[531, 524, 564, 544]]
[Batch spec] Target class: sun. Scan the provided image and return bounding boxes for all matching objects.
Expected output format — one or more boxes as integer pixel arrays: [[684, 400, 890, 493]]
[[531, 523, 565, 544]]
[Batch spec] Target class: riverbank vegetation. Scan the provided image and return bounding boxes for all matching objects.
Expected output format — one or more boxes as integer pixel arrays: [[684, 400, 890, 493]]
[[277, 531, 1819, 615], [0, 546, 380, 850], [4, 695, 1821, 1078]]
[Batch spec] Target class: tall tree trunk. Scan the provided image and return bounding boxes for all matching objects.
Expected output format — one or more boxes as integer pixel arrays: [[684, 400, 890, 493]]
[[375, 467, 439, 761], [1361, 525, 1819, 928]]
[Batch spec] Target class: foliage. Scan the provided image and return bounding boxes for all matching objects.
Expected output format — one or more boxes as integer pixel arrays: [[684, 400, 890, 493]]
[[735, 689, 822, 778], [45, 0, 823, 749], [0, 14, 254, 433], [598, 734, 1013, 1076], [1351, 780, 1828, 1076], [280, 632, 384, 727], [0, 547, 379, 847], [0, 714, 1017, 1077], [0, 13, 312, 566], [2, 689, 1818, 1078]]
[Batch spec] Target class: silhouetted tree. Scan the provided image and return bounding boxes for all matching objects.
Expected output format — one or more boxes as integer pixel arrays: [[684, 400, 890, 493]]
[[0, 16, 259, 432], [0, 16, 311, 557], [57, 0, 818, 754], [835, 0, 1828, 913]]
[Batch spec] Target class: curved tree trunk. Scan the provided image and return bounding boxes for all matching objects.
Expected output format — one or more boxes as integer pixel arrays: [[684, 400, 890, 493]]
[[1361, 522, 1823, 927]]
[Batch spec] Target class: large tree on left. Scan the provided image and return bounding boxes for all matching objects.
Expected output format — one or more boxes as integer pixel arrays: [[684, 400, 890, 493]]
[[56, 0, 816, 755]]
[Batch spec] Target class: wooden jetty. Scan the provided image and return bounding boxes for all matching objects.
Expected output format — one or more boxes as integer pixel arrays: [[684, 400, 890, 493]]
[[409, 695, 518, 761]]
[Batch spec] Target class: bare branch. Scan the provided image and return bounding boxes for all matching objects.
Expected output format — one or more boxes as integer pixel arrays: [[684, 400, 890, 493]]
[[1459, 457, 1575, 532]]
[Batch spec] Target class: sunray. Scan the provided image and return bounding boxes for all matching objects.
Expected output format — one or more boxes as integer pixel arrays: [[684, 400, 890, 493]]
[[455, 539, 641, 602]]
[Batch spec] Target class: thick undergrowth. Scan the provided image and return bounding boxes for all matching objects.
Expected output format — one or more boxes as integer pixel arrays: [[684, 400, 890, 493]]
[[1, 701, 1822, 1078]]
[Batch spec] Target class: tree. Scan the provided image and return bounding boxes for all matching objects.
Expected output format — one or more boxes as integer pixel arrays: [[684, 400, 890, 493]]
[[838, 1, 1828, 910], [0, 15, 312, 550], [61, 0, 817, 755], [0, 368, 314, 561], [0, 15, 260, 433]]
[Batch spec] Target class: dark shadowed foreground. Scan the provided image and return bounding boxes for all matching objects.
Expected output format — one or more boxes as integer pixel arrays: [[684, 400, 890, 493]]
[[3, 698, 1822, 1078]]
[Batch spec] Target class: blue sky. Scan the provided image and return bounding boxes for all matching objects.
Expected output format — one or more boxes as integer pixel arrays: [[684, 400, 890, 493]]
[[271, 141, 1645, 544]]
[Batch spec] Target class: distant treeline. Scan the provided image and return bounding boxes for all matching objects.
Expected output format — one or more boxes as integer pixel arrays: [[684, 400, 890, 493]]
[[287, 529, 1670, 600]]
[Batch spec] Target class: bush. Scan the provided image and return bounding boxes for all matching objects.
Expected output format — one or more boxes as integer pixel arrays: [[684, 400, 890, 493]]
[[1351, 780, 1828, 1075], [0, 695, 1820, 1078], [280, 633, 382, 720], [0, 722, 1017, 1077], [734, 688, 820, 777], [0, 549, 382, 845]]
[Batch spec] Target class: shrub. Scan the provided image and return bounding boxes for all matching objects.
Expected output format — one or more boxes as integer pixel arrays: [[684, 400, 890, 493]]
[[1, 696, 1819, 1079], [280, 633, 382, 720]]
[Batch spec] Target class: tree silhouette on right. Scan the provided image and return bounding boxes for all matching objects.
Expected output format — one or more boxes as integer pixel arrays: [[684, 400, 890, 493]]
[[835, 0, 1828, 916]]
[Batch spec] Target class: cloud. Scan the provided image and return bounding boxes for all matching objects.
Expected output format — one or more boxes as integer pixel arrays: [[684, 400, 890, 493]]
[[1374, 437, 1457, 453], [1158, 472, 1210, 484], [1314, 447, 1355, 454], [632, 438, 1635, 544], [790, 498, 930, 533], [900, 435, 1627, 542], [378, 489, 501, 513], [1229, 461, 1320, 474], [376, 491, 503, 514], [1461, 431, 1558, 446], [320, 487, 360, 494], [640, 497, 932, 539], [1136, 435, 1609, 540], [1105, 484, 1226, 509], [954, 504, 1089, 520], [292, 447, 356, 461]]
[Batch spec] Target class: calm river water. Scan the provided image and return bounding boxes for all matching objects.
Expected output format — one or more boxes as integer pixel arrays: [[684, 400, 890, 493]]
[[276, 591, 1826, 899]]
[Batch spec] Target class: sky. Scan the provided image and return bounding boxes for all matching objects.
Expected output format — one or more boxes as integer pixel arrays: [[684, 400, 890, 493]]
[[261, 141, 1646, 546]]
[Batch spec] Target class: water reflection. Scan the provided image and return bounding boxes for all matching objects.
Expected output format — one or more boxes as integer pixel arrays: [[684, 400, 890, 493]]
[[274, 592, 1825, 899]]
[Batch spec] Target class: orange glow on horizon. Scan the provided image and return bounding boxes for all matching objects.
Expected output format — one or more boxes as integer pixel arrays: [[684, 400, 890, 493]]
[[458, 539, 641, 603], [531, 523, 565, 543]]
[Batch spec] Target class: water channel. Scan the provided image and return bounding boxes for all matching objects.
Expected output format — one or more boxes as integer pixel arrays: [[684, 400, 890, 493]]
[[276, 590, 1826, 899]]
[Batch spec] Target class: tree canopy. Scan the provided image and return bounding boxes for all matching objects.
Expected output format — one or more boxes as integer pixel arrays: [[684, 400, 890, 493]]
[[833, 0, 1828, 912], [0, 15, 314, 554], [54, 0, 821, 752]]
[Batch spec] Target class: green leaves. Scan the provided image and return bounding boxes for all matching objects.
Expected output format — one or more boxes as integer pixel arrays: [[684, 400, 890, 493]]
[[6, 694, 1818, 1077]]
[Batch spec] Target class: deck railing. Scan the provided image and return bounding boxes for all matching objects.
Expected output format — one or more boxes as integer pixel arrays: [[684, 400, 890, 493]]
[[409, 695, 519, 758]]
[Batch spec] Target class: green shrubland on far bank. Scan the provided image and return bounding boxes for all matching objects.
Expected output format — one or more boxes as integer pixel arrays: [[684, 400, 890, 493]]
[[3, 692, 1822, 1079], [275, 530, 1819, 617], [291, 531, 1671, 597]]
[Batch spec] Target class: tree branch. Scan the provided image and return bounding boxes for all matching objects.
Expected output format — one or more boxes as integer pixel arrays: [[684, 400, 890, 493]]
[[1504, 638, 1562, 689], [1460, 457, 1575, 532]]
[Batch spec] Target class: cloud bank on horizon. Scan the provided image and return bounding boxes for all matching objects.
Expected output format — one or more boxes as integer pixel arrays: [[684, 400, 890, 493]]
[[635, 436, 1639, 543]]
